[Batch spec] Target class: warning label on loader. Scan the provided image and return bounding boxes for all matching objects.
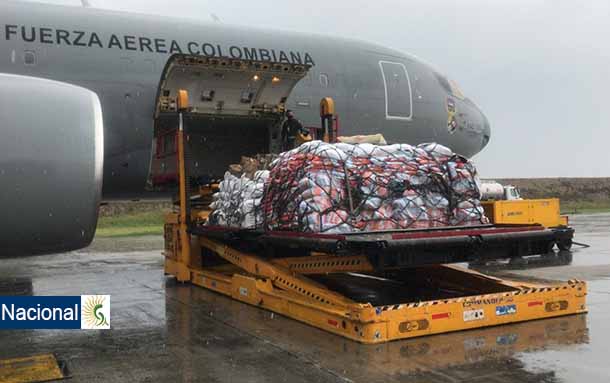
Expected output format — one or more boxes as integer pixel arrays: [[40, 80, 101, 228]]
[[463, 309, 485, 322]]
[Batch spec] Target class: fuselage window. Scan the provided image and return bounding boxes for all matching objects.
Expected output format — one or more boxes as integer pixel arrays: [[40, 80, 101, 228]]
[[379, 61, 413, 120], [24, 50, 36, 66], [319, 73, 329, 88]]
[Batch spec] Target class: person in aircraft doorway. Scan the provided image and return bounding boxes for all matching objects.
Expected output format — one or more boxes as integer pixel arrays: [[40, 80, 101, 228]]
[[281, 110, 310, 151]]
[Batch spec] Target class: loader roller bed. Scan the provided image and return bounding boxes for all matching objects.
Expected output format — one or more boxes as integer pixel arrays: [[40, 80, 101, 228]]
[[193, 223, 564, 269]]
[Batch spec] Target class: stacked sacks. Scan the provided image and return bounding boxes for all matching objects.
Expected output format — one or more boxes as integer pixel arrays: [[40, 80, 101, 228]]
[[240, 170, 269, 229], [261, 141, 488, 233], [208, 170, 269, 229], [208, 172, 241, 227], [263, 142, 353, 233]]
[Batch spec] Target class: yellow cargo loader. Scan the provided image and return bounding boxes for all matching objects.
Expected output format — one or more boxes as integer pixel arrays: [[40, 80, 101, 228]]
[[482, 198, 567, 228], [152, 54, 586, 344], [482, 196, 573, 251]]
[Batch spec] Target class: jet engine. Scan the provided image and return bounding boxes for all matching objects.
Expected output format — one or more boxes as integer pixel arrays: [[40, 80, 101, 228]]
[[0, 74, 103, 255]]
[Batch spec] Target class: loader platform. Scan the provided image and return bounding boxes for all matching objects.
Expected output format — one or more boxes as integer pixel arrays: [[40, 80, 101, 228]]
[[164, 226, 587, 344]]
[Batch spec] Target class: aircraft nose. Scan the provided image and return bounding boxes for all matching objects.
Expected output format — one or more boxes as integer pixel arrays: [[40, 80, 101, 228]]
[[480, 109, 491, 150], [460, 97, 491, 152], [477, 108, 491, 150]]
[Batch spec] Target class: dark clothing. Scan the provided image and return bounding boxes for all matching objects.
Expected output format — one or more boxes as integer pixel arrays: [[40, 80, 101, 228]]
[[282, 118, 304, 139], [281, 117, 305, 150], [282, 137, 296, 152]]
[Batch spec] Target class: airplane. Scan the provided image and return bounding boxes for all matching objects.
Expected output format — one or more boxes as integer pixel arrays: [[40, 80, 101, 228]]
[[0, 0, 491, 254]]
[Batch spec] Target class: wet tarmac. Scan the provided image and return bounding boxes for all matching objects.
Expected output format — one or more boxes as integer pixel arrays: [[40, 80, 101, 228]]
[[0, 214, 609, 382]]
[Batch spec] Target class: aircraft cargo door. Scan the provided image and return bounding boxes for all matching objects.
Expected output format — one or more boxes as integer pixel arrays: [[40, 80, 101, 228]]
[[379, 61, 413, 120]]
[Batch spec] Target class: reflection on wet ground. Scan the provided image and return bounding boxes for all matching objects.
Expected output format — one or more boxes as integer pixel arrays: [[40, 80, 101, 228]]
[[0, 213, 608, 382], [168, 280, 595, 383], [561, 213, 610, 266]]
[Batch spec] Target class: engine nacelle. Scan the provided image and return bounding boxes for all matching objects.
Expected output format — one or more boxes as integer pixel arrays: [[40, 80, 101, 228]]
[[0, 74, 103, 255]]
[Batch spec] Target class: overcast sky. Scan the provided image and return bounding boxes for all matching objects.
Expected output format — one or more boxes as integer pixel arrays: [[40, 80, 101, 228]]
[[23, 0, 610, 177]]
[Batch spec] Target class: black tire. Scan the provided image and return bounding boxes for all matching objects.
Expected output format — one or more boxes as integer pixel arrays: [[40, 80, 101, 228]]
[[557, 239, 573, 251]]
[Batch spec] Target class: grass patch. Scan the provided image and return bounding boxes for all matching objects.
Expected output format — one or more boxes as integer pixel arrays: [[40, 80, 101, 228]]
[[96, 210, 166, 238], [561, 201, 610, 215]]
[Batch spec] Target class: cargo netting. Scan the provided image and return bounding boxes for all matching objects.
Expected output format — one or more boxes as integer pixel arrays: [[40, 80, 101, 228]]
[[208, 141, 489, 233]]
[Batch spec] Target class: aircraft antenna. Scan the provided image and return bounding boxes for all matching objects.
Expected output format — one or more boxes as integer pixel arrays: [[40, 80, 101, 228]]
[[81, 0, 92, 7]]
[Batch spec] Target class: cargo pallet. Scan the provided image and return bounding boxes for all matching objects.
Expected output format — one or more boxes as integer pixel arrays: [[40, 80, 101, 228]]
[[156, 54, 587, 344]]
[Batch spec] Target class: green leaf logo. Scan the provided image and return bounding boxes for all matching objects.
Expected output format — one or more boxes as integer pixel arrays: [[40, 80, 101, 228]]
[[83, 296, 109, 327]]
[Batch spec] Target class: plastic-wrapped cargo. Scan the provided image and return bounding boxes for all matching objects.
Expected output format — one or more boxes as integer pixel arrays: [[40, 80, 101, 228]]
[[208, 170, 269, 229], [209, 141, 488, 233], [261, 141, 488, 233]]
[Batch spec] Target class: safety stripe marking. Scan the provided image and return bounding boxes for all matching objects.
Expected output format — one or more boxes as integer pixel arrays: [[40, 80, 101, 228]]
[[372, 281, 585, 312]]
